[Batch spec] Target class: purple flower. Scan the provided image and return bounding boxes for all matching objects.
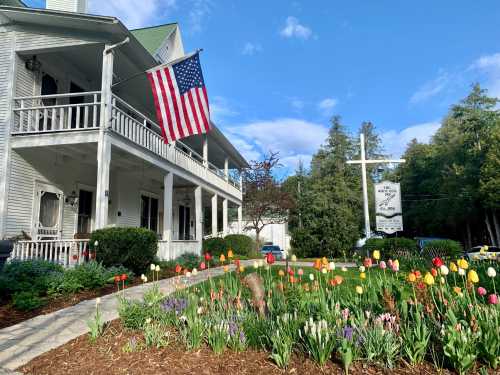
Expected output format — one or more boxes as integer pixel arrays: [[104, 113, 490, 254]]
[[161, 297, 187, 315]]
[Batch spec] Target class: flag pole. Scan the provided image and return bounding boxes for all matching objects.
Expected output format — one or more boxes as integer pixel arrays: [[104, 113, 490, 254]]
[[111, 48, 204, 89]]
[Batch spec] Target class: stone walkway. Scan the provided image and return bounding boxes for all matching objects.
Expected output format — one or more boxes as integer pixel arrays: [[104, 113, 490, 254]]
[[0, 260, 354, 371]]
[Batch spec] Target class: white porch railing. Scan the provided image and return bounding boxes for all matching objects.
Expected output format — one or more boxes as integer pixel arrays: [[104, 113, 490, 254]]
[[8, 239, 90, 267], [12, 92, 101, 134], [157, 240, 201, 261]]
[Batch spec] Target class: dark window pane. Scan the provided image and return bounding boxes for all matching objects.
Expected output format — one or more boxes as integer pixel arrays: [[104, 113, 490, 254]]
[[140, 195, 149, 228], [150, 198, 158, 233]]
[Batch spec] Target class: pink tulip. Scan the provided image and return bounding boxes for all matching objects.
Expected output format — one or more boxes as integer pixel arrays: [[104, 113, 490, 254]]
[[488, 294, 498, 305], [379, 261, 387, 270], [387, 259, 393, 267], [477, 287, 487, 296], [297, 268, 304, 276], [391, 263, 399, 272]]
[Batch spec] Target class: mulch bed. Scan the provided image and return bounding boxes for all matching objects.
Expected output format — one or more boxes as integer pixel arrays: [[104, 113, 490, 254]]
[[0, 270, 177, 330], [19, 319, 464, 375]]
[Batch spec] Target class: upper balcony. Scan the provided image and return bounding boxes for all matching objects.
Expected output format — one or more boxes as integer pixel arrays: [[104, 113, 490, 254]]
[[11, 90, 244, 199]]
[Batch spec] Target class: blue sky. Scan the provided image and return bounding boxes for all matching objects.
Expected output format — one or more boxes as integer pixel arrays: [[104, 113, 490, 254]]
[[27, 0, 500, 174]]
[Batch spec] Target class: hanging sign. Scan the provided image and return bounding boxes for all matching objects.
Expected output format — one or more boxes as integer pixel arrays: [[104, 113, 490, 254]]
[[375, 181, 403, 233]]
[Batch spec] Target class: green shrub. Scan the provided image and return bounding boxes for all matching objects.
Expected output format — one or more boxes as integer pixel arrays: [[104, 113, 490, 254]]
[[202, 237, 227, 257], [118, 297, 149, 329], [12, 290, 45, 311], [1, 259, 64, 297], [159, 253, 202, 271], [363, 237, 418, 259], [90, 227, 157, 274], [423, 240, 462, 259], [224, 234, 255, 256]]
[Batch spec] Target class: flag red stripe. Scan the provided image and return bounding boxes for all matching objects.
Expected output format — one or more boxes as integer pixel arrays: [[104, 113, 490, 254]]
[[164, 68, 185, 139], [201, 86, 211, 131], [179, 95, 195, 135], [155, 69, 177, 142], [187, 90, 203, 134], [147, 72, 168, 143], [195, 88, 209, 132]]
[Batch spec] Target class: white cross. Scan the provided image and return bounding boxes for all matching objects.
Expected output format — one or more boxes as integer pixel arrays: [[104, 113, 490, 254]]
[[347, 133, 405, 239]]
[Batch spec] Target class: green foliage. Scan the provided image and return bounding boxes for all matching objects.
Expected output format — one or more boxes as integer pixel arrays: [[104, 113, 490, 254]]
[[424, 239, 463, 258], [202, 237, 227, 257], [143, 319, 170, 348], [159, 253, 202, 271], [363, 237, 418, 259], [118, 297, 149, 330], [87, 300, 105, 344], [361, 324, 401, 368], [1, 259, 64, 297], [224, 234, 255, 256], [300, 318, 336, 366], [12, 290, 45, 311], [90, 227, 157, 274], [401, 307, 431, 365]]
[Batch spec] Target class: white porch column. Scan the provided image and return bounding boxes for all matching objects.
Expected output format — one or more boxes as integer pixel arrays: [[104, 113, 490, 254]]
[[163, 172, 173, 242], [224, 157, 229, 181], [222, 198, 228, 235], [195, 186, 202, 247], [211, 194, 218, 236], [237, 205, 243, 234], [202, 134, 208, 168], [95, 44, 114, 229], [239, 172, 243, 191]]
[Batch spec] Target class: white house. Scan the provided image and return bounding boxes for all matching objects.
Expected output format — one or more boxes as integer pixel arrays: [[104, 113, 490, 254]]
[[0, 0, 248, 265]]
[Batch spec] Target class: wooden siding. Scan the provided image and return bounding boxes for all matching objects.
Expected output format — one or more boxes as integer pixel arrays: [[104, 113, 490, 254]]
[[15, 28, 98, 53], [0, 31, 15, 237]]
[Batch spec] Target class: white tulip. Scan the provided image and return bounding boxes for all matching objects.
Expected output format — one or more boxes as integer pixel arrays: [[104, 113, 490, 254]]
[[359, 265, 365, 273], [96, 297, 101, 305], [341, 267, 348, 272], [150, 264, 156, 271], [458, 268, 465, 276], [440, 265, 449, 276], [186, 271, 192, 278], [253, 261, 259, 269], [258, 259, 264, 267], [140, 274, 145, 280], [192, 268, 198, 275], [321, 267, 327, 274], [487, 267, 496, 278], [329, 262, 336, 271], [309, 273, 315, 281], [291, 254, 297, 262], [155, 265, 160, 272], [143, 276, 148, 283]]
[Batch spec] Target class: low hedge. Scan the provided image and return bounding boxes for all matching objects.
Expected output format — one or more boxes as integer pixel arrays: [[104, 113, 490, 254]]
[[363, 237, 418, 259], [224, 234, 255, 257], [90, 227, 157, 274], [202, 237, 227, 257], [423, 239, 463, 259]]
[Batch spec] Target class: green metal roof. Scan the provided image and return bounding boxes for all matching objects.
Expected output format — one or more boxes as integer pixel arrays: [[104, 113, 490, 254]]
[[131, 23, 176, 55], [0, 0, 26, 7]]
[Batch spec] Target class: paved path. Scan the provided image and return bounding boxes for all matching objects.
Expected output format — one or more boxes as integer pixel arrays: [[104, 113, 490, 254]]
[[0, 260, 354, 371]]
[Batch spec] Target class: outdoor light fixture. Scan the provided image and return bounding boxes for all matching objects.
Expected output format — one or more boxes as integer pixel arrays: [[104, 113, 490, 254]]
[[65, 190, 79, 207], [25, 55, 42, 72]]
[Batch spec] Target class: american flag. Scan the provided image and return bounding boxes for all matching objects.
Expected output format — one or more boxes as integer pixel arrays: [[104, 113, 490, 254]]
[[147, 52, 211, 143]]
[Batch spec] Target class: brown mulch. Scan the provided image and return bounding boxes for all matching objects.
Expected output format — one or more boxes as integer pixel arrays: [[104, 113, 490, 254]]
[[0, 269, 177, 330], [19, 319, 464, 375]]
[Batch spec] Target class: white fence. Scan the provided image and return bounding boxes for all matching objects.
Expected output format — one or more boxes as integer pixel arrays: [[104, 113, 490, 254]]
[[9, 239, 90, 267]]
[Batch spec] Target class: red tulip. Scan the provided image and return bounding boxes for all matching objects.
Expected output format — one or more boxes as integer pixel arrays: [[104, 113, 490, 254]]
[[488, 294, 498, 305], [72, 255, 78, 260], [200, 262, 206, 270], [432, 257, 444, 268], [204, 253, 212, 261], [416, 281, 426, 290], [288, 267, 294, 276], [234, 259, 241, 268], [363, 258, 372, 268], [414, 270, 422, 279], [431, 268, 438, 277], [114, 275, 121, 283], [265, 252, 275, 265], [120, 273, 128, 281], [175, 264, 182, 274]]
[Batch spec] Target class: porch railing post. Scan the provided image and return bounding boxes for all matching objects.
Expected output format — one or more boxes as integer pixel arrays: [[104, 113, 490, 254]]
[[211, 194, 218, 237], [195, 185, 203, 255], [162, 172, 173, 259], [222, 198, 228, 236]]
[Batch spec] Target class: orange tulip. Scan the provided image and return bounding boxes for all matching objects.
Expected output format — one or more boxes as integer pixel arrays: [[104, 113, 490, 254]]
[[227, 249, 234, 259], [314, 259, 321, 270]]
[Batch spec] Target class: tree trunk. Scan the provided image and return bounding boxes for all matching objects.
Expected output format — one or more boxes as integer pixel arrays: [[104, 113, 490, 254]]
[[492, 210, 500, 247], [466, 220, 472, 249], [255, 228, 261, 252], [485, 212, 496, 246]]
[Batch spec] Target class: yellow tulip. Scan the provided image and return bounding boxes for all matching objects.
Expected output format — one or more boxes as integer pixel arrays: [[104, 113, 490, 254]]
[[355, 285, 363, 295], [450, 262, 458, 273], [373, 250, 381, 260], [322, 256, 328, 266], [408, 273, 417, 283], [227, 249, 234, 259], [457, 258, 469, 270], [278, 269, 285, 277], [424, 272, 435, 286], [394, 259, 399, 268], [223, 265, 229, 272], [239, 265, 245, 273], [453, 286, 463, 297], [360, 272, 366, 280], [219, 254, 226, 263], [467, 270, 479, 284]]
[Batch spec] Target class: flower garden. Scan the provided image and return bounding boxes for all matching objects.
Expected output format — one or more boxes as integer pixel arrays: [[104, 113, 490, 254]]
[[18, 248, 499, 375]]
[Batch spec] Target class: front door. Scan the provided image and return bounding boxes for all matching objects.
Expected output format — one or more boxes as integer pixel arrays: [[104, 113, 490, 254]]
[[178, 205, 191, 240], [76, 189, 93, 237], [33, 182, 63, 240]]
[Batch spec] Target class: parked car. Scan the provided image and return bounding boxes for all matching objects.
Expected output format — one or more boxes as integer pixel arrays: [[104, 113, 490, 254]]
[[466, 245, 499, 261], [261, 244, 284, 260]]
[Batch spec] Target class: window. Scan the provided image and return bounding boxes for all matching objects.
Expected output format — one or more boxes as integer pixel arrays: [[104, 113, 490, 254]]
[[141, 195, 159, 233]]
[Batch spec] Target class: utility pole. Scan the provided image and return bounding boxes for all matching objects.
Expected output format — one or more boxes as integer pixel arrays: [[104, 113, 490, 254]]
[[347, 133, 405, 239]]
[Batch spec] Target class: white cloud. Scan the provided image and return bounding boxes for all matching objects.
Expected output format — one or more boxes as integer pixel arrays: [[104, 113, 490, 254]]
[[470, 53, 500, 98], [209, 96, 238, 124], [381, 122, 441, 158], [280, 16, 312, 40], [410, 71, 450, 104], [242, 42, 263, 56], [317, 97, 338, 116], [225, 118, 328, 172], [288, 97, 305, 112], [89, 0, 175, 29], [188, 0, 212, 33]]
